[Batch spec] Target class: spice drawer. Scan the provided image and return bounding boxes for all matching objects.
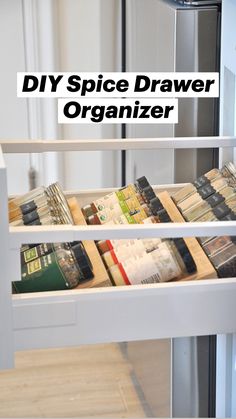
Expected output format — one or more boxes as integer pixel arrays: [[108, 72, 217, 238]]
[[1, 137, 236, 369], [10, 185, 236, 352]]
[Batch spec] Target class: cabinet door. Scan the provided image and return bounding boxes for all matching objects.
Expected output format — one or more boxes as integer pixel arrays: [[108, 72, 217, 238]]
[[217, 1, 236, 417]]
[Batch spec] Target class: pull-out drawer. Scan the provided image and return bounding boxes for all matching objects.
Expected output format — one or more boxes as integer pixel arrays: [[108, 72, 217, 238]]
[[1, 137, 236, 369]]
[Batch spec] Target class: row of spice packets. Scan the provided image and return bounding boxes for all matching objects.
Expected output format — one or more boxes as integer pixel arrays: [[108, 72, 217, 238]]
[[9, 183, 94, 293], [82, 177, 197, 285], [9, 182, 73, 226], [172, 162, 236, 278]]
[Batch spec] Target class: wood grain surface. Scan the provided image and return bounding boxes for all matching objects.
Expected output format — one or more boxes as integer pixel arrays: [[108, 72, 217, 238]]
[[157, 191, 217, 281], [0, 342, 170, 417]]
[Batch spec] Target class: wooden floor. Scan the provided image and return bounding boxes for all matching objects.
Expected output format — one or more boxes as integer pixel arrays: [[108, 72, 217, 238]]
[[0, 342, 170, 418]]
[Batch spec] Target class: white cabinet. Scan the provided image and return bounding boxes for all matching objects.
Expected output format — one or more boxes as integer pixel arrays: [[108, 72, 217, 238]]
[[1, 136, 236, 370], [216, 1, 236, 416]]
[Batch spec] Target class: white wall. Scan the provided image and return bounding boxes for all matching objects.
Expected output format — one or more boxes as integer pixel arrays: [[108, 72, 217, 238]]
[[0, 0, 120, 195], [0, 0, 30, 194]]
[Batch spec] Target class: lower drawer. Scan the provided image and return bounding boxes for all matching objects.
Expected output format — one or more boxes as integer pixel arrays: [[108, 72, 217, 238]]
[[12, 277, 236, 351]]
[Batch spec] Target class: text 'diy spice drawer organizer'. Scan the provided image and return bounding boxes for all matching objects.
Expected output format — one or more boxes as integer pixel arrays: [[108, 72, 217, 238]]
[[0, 136, 236, 369]]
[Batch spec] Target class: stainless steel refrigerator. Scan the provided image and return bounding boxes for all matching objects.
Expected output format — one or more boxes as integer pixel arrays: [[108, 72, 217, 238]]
[[125, 0, 221, 185], [124, 0, 222, 416]]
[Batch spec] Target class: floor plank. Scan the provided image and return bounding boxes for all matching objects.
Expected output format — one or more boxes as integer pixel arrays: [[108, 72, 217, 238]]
[[0, 342, 170, 418], [0, 344, 146, 417]]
